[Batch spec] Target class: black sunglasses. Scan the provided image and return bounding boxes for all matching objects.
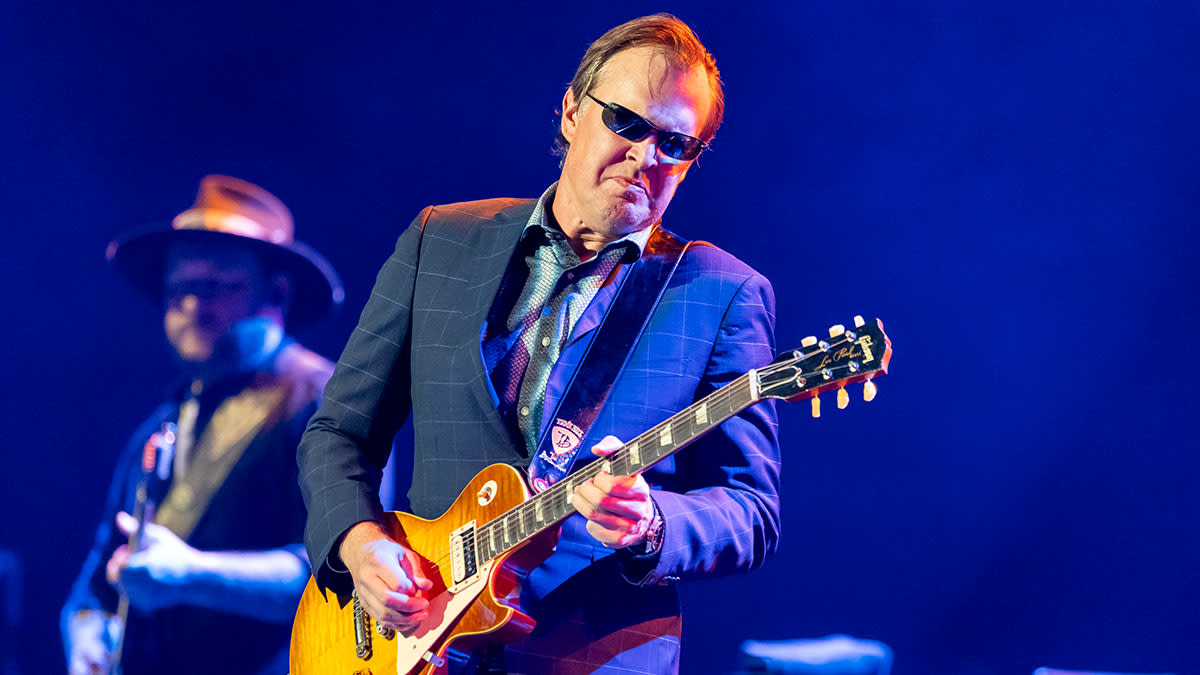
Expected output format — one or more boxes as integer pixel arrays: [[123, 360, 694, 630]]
[[586, 94, 707, 161]]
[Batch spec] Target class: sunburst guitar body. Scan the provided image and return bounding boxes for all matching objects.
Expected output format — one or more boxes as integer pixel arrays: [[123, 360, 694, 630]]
[[291, 463, 556, 674]]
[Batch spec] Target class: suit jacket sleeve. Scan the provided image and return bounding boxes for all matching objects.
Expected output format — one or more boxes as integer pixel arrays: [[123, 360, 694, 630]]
[[623, 271, 782, 586], [297, 208, 429, 594]]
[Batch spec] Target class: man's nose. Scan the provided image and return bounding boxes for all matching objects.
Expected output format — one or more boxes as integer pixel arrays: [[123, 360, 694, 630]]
[[627, 135, 660, 169], [175, 294, 200, 312]]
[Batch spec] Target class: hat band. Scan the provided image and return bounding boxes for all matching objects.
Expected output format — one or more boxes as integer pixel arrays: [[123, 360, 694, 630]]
[[172, 209, 291, 244]]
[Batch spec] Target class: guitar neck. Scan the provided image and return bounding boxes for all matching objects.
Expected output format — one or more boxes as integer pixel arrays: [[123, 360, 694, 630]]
[[472, 371, 760, 562]]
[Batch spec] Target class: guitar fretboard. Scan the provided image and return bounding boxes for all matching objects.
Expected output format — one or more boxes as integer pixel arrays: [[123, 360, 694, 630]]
[[473, 371, 759, 562]]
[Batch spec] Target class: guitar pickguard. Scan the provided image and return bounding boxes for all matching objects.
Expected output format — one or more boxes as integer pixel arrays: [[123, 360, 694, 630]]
[[393, 561, 493, 674]]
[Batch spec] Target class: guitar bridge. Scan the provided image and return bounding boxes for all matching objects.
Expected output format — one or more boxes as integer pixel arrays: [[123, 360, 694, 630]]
[[352, 591, 372, 660], [449, 520, 479, 592]]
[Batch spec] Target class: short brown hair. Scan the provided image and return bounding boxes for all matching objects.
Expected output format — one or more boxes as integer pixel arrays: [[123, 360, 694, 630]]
[[554, 14, 724, 159]]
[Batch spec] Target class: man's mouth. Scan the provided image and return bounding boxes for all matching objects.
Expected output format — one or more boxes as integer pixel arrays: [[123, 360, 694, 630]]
[[612, 176, 646, 193]]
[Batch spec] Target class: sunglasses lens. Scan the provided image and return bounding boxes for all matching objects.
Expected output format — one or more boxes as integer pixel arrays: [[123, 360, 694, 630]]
[[601, 104, 652, 141], [660, 134, 702, 161]]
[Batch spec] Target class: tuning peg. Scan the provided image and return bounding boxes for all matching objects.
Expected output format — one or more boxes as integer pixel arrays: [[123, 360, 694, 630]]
[[863, 380, 877, 402], [854, 315, 865, 328], [837, 387, 849, 409], [828, 324, 845, 338], [801, 336, 817, 348], [810, 396, 821, 418]]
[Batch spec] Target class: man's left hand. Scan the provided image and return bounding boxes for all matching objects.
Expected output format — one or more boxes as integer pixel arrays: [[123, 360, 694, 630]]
[[572, 435, 657, 549], [106, 511, 202, 610]]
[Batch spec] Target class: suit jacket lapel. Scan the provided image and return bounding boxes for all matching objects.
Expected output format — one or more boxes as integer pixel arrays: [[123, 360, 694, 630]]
[[462, 199, 537, 458]]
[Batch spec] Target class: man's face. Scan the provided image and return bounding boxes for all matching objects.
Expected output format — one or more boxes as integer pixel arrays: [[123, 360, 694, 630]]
[[163, 244, 268, 364], [556, 46, 714, 244]]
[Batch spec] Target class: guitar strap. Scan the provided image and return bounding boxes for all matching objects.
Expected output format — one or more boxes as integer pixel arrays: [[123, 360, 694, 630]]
[[527, 226, 689, 492]]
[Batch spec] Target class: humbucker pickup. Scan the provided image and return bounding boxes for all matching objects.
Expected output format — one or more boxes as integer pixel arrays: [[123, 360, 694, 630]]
[[449, 521, 479, 590]]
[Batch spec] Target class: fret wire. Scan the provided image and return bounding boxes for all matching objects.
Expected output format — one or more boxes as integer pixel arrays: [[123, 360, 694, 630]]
[[613, 454, 629, 476], [674, 414, 696, 446], [524, 501, 537, 532]]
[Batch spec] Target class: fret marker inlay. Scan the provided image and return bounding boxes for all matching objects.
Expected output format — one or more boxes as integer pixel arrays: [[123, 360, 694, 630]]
[[695, 404, 708, 425]]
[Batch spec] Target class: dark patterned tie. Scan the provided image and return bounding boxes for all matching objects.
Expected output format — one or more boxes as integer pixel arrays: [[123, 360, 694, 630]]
[[482, 233, 625, 458]]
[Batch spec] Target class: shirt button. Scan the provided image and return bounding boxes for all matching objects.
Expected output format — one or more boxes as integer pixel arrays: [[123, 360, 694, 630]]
[[541, 336, 551, 347], [520, 406, 530, 417]]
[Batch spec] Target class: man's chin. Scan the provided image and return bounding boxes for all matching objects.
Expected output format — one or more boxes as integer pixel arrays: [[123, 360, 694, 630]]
[[168, 337, 216, 365], [173, 350, 214, 365], [600, 203, 655, 236]]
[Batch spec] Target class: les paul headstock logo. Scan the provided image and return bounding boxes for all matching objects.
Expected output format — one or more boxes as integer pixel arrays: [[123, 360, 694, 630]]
[[817, 338, 871, 370], [815, 335, 876, 369]]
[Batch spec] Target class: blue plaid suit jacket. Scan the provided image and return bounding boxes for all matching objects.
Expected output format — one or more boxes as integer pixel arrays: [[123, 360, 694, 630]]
[[298, 198, 781, 674]]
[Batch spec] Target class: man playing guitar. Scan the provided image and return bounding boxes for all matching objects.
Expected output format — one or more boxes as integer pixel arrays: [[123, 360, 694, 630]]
[[297, 14, 781, 674]]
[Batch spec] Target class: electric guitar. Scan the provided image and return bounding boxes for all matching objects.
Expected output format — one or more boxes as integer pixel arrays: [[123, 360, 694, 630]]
[[290, 316, 892, 674], [111, 422, 177, 674]]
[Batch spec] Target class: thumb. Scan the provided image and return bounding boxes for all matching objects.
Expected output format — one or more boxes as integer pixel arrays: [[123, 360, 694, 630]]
[[590, 435, 625, 458], [115, 511, 138, 536], [403, 549, 434, 591]]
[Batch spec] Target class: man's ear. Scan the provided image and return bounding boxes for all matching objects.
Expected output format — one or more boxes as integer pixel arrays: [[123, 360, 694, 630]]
[[560, 88, 581, 145]]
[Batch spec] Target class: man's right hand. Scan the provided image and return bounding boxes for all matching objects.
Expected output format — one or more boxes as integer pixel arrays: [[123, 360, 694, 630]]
[[338, 521, 434, 635], [64, 610, 116, 675]]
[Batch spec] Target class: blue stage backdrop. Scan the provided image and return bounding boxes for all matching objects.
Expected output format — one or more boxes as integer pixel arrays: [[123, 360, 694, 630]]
[[1, 2, 1196, 673]]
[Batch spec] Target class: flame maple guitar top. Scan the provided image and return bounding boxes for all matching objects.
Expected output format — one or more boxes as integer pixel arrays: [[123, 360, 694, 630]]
[[290, 463, 555, 675]]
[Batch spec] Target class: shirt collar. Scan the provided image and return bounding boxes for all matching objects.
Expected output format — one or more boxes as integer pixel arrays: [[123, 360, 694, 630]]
[[522, 182, 654, 262]]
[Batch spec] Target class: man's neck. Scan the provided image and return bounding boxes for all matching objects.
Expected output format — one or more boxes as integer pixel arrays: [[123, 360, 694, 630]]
[[548, 185, 632, 261]]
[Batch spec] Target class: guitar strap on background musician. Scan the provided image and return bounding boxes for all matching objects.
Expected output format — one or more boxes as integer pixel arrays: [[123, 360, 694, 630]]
[[526, 226, 689, 492]]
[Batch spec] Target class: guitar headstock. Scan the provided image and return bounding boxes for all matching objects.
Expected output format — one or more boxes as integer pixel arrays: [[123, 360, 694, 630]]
[[756, 316, 892, 416]]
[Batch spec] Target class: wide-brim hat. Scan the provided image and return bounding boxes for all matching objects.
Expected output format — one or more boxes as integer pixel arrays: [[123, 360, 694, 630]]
[[106, 175, 344, 328]]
